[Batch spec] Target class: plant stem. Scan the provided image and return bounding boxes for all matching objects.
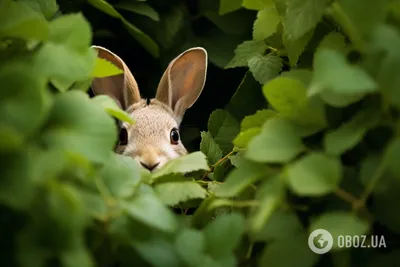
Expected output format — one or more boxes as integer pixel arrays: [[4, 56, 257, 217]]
[[335, 188, 358, 204]]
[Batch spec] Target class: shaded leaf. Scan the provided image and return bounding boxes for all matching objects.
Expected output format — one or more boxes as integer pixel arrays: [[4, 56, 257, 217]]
[[225, 40, 268, 68], [248, 54, 283, 84], [154, 181, 208, 206], [91, 95, 134, 123], [208, 109, 240, 153], [200, 131, 223, 165], [115, 1, 160, 21]]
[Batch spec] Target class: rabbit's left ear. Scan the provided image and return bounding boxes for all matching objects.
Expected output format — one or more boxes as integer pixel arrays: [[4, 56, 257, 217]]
[[155, 47, 207, 123]]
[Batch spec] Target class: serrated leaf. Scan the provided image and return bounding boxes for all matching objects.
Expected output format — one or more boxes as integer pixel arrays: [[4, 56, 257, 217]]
[[241, 109, 276, 131], [233, 128, 261, 148], [152, 152, 209, 180], [309, 212, 369, 250], [309, 49, 378, 106], [115, 1, 159, 21], [287, 152, 342, 196], [203, 212, 245, 257], [0, 0, 49, 41], [92, 57, 124, 78], [243, 0, 274, 10], [225, 40, 268, 68], [42, 91, 116, 164], [246, 117, 305, 163], [284, 0, 330, 40], [219, 0, 243, 15], [154, 181, 208, 206], [253, 6, 281, 41], [200, 131, 223, 165], [248, 54, 283, 84], [324, 107, 380, 156], [121, 194, 177, 233], [91, 95, 134, 123], [263, 76, 327, 128], [208, 109, 240, 153]]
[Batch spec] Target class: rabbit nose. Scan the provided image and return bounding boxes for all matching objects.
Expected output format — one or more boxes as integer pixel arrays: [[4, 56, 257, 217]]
[[140, 161, 160, 171]]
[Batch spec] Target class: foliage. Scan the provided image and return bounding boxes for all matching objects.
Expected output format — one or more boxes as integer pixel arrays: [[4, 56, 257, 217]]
[[1, 0, 400, 267]]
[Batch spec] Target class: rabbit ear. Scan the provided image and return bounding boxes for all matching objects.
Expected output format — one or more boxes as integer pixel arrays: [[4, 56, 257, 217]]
[[155, 47, 207, 122], [91, 45, 141, 110]]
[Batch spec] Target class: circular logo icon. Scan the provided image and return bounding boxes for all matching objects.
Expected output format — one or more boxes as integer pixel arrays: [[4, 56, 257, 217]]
[[308, 229, 334, 254]]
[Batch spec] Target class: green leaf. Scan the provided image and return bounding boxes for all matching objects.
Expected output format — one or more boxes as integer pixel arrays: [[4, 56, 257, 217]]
[[283, 0, 330, 40], [152, 152, 210, 180], [253, 6, 281, 41], [259, 232, 319, 267], [175, 228, 206, 267], [309, 48, 377, 106], [214, 160, 271, 197], [225, 40, 268, 68], [115, 1, 160, 21], [248, 54, 283, 84], [248, 175, 285, 234], [92, 57, 124, 78], [121, 194, 177, 233], [208, 109, 240, 153], [205, 10, 254, 36], [226, 71, 268, 121], [240, 109, 276, 131], [42, 91, 116, 164], [233, 127, 261, 148], [87, 0, 159, 57], [309, 212, 370, 250], [243, 0, 274, 10], [204, 212, 245, 258], [324, 107, 380, 156], [91, 95, 134, 123], [154, 181, 208, 206], [287, 152, 343, 196], [246, 117, 305, 163], [219, 0, 243, 15], [19, 0, 59, 20], [0, 0, 49, 41], [317, 31, 348, 53], [263, 76, 326, 129], [383, 138, 400, 179], [200, 131, 223, 165], [283, 29, 313, 66]]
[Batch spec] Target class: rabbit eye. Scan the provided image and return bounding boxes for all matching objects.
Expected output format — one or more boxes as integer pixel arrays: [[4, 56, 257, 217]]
[[119, 128, 128, 146], [170, 128, 180, 145]]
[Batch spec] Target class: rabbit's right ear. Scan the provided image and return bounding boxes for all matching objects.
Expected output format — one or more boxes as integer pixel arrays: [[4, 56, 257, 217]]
[[90, 45, 141, 110]]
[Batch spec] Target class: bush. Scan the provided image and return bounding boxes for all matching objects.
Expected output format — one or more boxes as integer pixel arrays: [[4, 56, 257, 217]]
[[1, 0, 400, 267]]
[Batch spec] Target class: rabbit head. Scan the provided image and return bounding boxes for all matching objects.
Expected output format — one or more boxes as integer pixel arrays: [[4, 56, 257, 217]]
[[90, 45, 207, 172]]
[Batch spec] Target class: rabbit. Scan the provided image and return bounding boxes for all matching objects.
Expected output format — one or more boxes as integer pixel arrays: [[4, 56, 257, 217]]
[[90, 45, 208, 172]]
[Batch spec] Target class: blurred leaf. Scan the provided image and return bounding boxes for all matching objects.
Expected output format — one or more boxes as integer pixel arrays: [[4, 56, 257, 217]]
[[253, 6, 281, 41], [154, 181, 208, 206], [204, 212, 245, 258], [121, 194, 177, 233], [152, 152, 209, 180], [214, 160, 271, 197], [309, 48, 377, 107], [283, 0, 330, 40], [19, 0, 59, 20], [92, 57, 124, 78], [200, 131, 223, 165], [42, 91, 116, 164], [309, 212, 369, 250], [263, 76, 326, 128], [225, 40, 268, 68], [116, 1, 160, 21], [205, 9, 254, 36], [259, 232, 319, 267], [233, 127, 261, 148], [88, 0, 159, 57], [246, 117, 305, 163], [208, 109, 240, 153], [240, 109, 276, 131], [283, 29, 313, 66], [219, 0, 243, 15], [317, 31, 348, 53], [248, 54, 282, 84], [243, 0, 274, 10], [175, 228, 206, 267], [0, 0, 49, 41], [384, 138, 400, 179], [324, 107, 380, 156], [91, 95, 134, 123], [287, 152, 342, 196]]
